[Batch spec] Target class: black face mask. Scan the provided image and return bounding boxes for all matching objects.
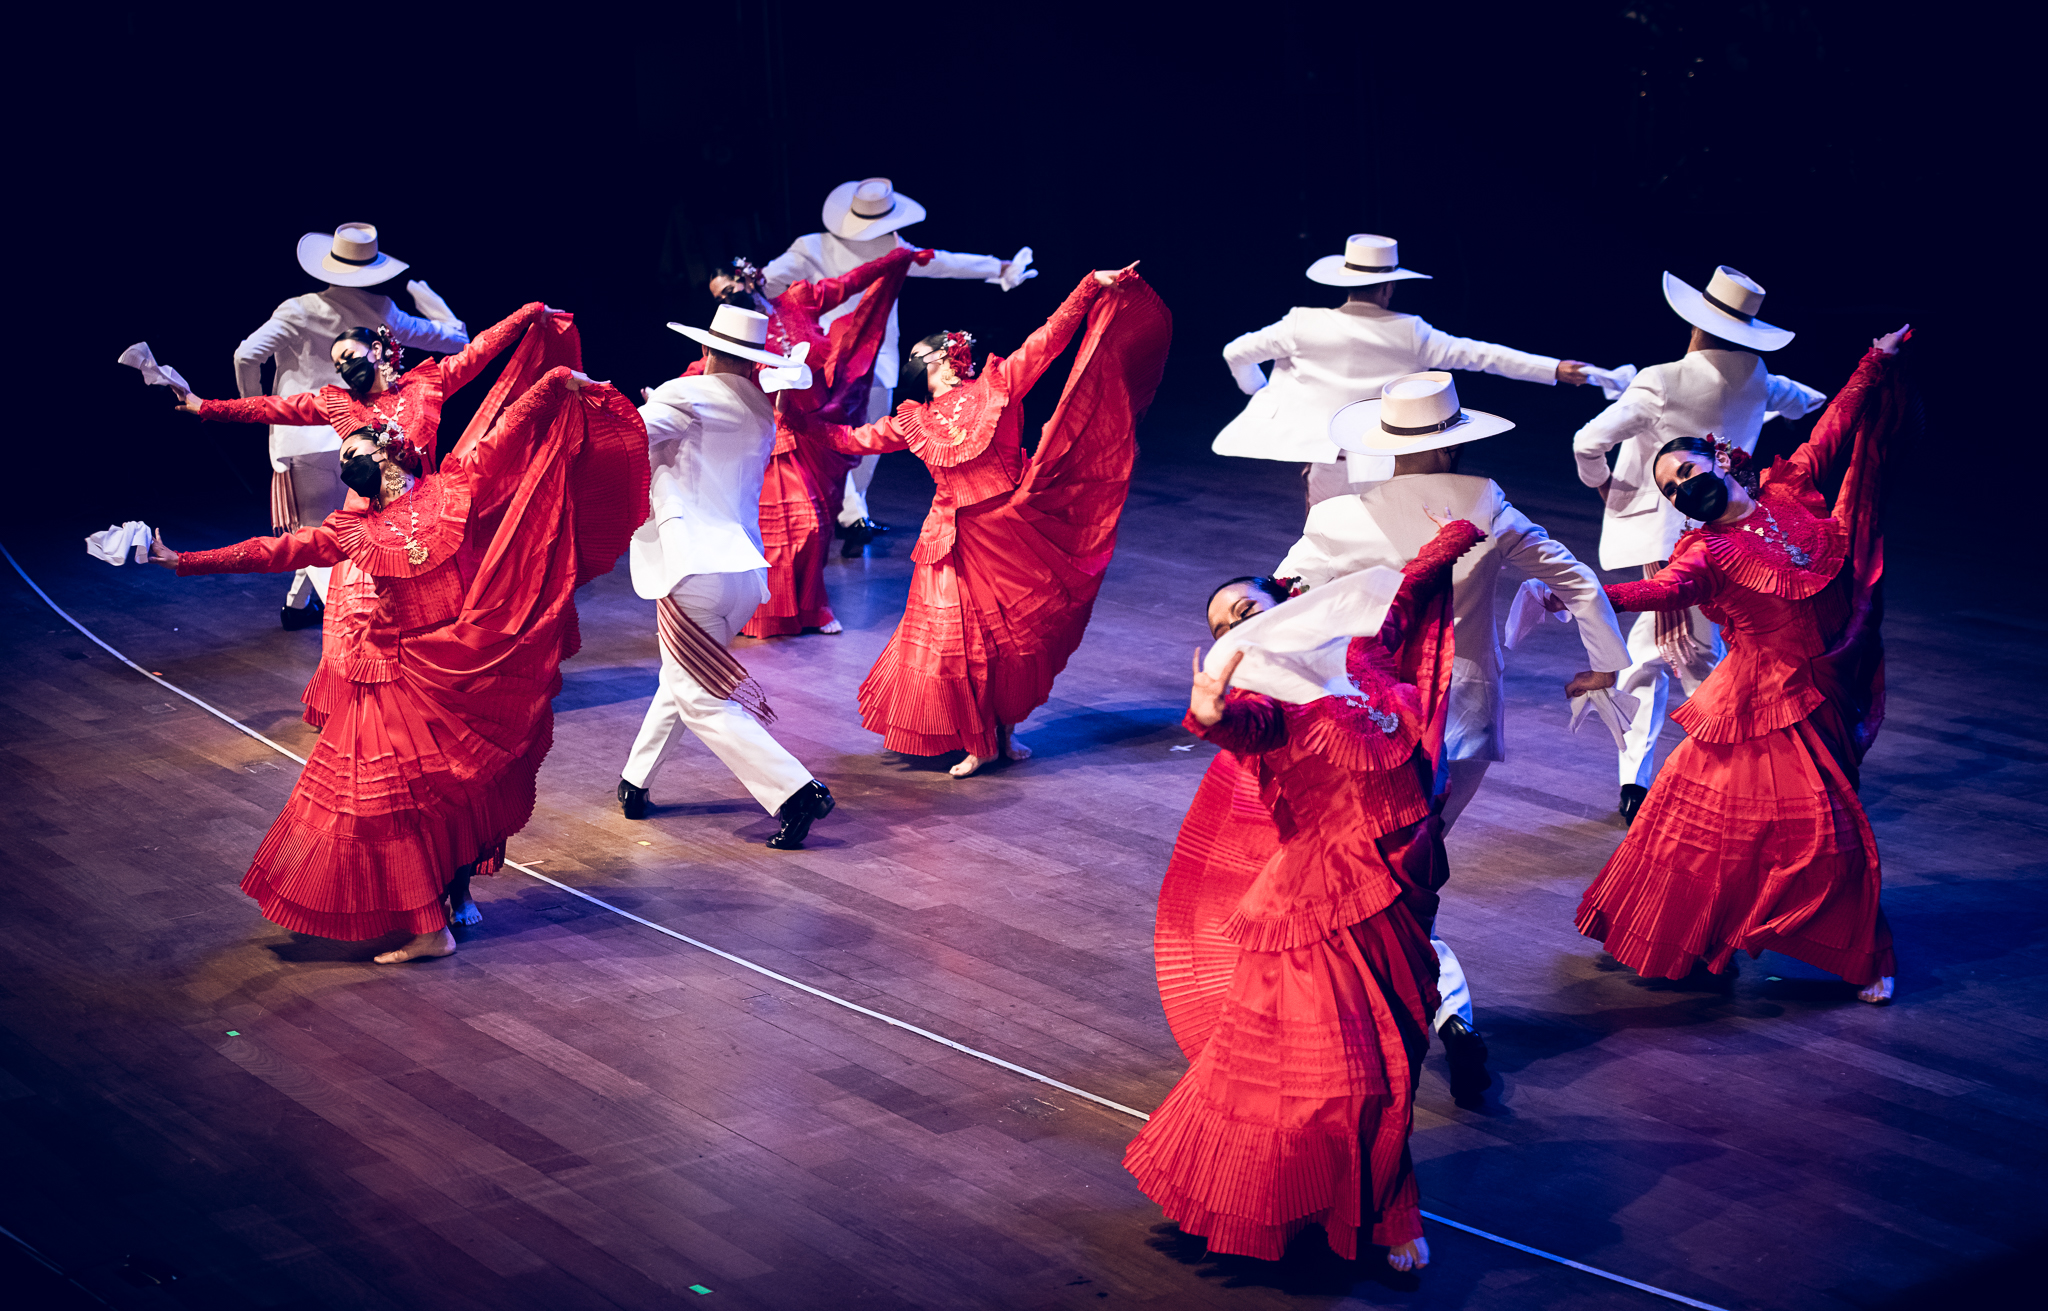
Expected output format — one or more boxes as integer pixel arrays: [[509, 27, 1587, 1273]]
[[337, 355, 378, 393], [340, 453, 385, 497], [1671, 470, 1730, 522]]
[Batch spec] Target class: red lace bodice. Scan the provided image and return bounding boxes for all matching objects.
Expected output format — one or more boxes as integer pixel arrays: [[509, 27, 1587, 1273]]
[[199, 302, 551, 469], [795, 271, 1112, 563], [1606, 346, 1896, 743]]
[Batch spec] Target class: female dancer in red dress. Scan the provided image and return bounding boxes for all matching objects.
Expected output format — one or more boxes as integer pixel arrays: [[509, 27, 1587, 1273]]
[[1125, 519, 1483, 1271], [176, 302, 571, 725], [696, 249, 928, 637], [790, 265, 1171, 775], [1574, 326, 1910, 1002], [149, 331, 648, 963]]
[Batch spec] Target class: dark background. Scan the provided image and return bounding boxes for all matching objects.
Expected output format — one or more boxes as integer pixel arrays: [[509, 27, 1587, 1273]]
[[14, 1, 2008, 561]]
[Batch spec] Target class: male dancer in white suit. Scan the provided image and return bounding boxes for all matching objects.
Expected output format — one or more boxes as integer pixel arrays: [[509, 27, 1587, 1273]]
[[617, 305, 836, 849], [1253, 372, 1629, 1104], [233, 223, 469, 627], [1571, 266, 1826, 821], [1218, 234, 1601, 512], [762, 177, 1035, 551]]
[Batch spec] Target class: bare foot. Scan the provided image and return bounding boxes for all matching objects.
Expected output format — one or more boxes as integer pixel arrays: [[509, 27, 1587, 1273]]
[[447, 893, 482, 927], [1858, 976, 1895, 1005], [1003, 734, 1032, 761], [1387, 1236, 1430, 1271], [818, 619, 843, 634], [373, 928, 456, 965], [949, 753, 985, 778]]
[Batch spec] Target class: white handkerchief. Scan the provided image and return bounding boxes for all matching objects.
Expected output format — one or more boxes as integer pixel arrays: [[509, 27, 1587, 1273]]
[[117, 342, 191, 395], [1569, 686, 1641, 749], [990, 246, 1038, 290], [1504, 577, 1574, 650], [1204, 567, 1403, 704], [1581, 363, 1638, 401], [759, 341, 813, 395], [87, 521, 155, 566]]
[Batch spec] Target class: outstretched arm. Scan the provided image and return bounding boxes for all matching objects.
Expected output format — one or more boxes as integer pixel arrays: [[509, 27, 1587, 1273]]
[[159, 524, 345, 576], [990, 270, 1114, 398], [439, 302, 552, 393], [911, 246, 1005, 282], [1786, 328, 1907, 488], [1379, 518, 1486, 651], [193, 390, 327, 426], [452, 366, 597, 488], [799, 247, 928, 317], [1605, 545, 1717, 613], [1415, 320, 1563, 386], [786, 407, 911, 458]]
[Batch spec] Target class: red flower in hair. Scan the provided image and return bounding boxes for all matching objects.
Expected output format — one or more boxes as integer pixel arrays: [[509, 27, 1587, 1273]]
[[943, 330, 977, 380]]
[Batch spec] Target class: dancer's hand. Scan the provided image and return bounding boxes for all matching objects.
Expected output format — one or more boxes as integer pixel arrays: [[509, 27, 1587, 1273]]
[[1421, 503, 1457, 529], [563, 370, 599, 392], [1874, 323, 1910, 355], [1190, 647, 1244, 727], [1556, 360, 1591, 386], [172, 391, 204, 416], [1565, 670, 1615, 699], [1094, 260, 1139, 286], [147, 534, 180, 571]]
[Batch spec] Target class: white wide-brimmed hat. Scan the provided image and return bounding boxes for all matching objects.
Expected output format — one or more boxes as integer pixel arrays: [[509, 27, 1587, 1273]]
[[668, 305, 801, 368], [297, 223, 409, 287], [1307, 234, 1434, 288], [823, 177, 927, 242], [1662, 266, 1794, 351], [1330, 371, 1514, 459]]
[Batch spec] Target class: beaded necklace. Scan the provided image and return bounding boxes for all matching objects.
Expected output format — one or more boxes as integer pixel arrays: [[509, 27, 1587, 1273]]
[[930, 387, 977, 447], [1736, 501, 1812, 568], [376, 477, 430, 565]]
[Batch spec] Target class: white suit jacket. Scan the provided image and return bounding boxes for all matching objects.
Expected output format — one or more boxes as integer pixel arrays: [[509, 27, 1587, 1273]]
[[233, 284, 470, 469], [1573, 349, 1826, 570], [1215, 303, 1562, 464], [630, 374, 777, 600], [762, 232, 1003, 392], [1274, 473, 1629, 762]]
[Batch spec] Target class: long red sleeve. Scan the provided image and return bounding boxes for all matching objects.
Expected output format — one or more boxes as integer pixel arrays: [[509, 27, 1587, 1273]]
[[991, 273, 1107, 398], [797, 247, 923, 318], [1606, 545, 1718, 613], [1787, 347, 1895, 490], [440, 302, 550, 393], [1186, 689, 1286, 756], [789, 409, 911, 458], [452, 367, 577, 490], [1379, 519, 1485, 652], [200, 391, 326, 426], [176, 525, 345, 576]]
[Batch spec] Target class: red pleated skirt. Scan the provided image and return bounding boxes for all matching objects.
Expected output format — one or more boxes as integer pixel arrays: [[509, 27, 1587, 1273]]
[[742, 441, 842, 638], [1576, 716, 1894, 985], [1124, 899, 1435, 1260]]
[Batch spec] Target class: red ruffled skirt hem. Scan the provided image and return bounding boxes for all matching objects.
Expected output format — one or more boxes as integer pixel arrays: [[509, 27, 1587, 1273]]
[[742, 447, 837, 640], [1576, 716, 1894, 985]]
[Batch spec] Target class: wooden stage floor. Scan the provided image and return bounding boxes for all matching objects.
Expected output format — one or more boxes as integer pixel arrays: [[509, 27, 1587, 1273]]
[[2, 448, 2042, 1310]]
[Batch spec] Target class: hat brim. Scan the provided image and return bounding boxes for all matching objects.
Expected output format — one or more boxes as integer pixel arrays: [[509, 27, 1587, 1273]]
[[1662, 272, 1794, 351], [669, 323, 798, 368], [823, 181, 927, 242], [1330, 400, 1515, 456], [1306, 256, 1432, 287], [297, 232, 409, 288]]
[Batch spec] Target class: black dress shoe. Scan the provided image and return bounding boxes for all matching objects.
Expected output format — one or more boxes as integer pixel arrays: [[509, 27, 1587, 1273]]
[[1618, 784, 1648, 824], [280, 598, 324, 630], [766, 780, 835, 849], [618, 777, 649, 820], [1437, 1014, 1493, 1108], [838, 518, 877, 557]]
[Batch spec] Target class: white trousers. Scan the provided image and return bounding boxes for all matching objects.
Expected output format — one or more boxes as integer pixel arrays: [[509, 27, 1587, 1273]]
[[1616, 604, 1723, 788], [280, 450, 344, 608], [621, 571, 815, 814], [838, 380, 894, 526], [1430, 758, 1489, 1031]]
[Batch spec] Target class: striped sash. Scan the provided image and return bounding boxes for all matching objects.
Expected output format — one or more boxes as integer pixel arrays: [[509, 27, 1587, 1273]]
[[656, 596, 776, 724]]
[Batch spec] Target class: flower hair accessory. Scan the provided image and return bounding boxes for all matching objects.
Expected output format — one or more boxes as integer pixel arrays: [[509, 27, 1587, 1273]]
[[724, 256, 765, 295], [1706, 434, 1750, 473], [942, 330, 977, 379]]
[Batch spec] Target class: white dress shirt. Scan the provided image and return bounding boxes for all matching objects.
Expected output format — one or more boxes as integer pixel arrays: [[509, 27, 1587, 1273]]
[[1572, 349, 1826, 570], [762, 232, 1005, 391], [629, 373, 778, 599], [233, 283, 470, 469], [1275, 472, 1629, 762], [1216, 303, 1563, 465]]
